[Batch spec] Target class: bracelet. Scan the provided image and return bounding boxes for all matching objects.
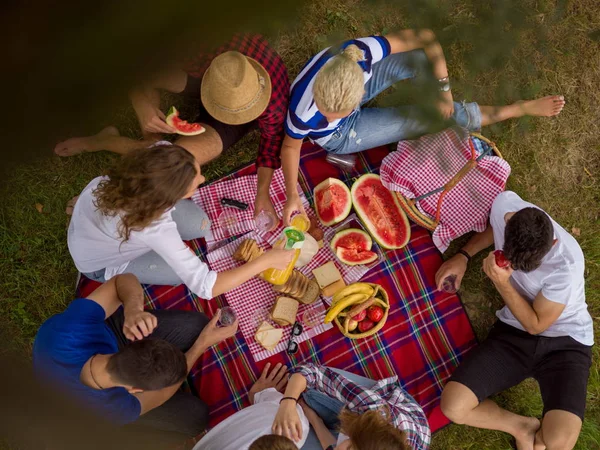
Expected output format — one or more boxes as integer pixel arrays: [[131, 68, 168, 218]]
[[438, 76, 451, 92], [279, 396, 298, 404], [457, 249, 471, 263]]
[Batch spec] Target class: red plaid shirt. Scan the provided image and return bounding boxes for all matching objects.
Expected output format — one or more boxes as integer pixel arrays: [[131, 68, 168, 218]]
[[184, 34, 290, 170]]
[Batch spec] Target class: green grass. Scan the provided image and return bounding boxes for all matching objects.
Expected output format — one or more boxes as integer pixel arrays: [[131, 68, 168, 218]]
[[1, 0, 599, 448]]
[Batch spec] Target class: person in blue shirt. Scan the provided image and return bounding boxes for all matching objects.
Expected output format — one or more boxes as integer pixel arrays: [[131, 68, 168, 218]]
[[279, 29, 565, 224], [33, 273, 237, 441]]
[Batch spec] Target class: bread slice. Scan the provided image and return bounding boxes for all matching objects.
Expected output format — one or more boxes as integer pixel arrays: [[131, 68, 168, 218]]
[[298, 279, 320, 304], [312, 262, 342, 289], [322, 277, 347, 297], [255, 321, 283, 351], [271, 296, 299, 326]]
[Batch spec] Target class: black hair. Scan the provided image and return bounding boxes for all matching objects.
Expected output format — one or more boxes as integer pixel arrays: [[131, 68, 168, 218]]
[[504, 207, 554, 272]]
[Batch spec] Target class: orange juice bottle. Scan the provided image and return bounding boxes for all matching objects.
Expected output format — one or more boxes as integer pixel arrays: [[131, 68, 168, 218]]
[[262, 227, 305, 285]]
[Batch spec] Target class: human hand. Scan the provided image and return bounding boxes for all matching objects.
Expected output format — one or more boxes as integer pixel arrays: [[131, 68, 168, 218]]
[[272, 398, 303, 442], [282, 194, 305, 227], [259, 248, 295, 270], [123, 309, 158, 341], [435, 253, 468, 291], [137, 102, 176, 135], [254, 191, 279, 232], [437, 90, 455, 120], [196, 309, 239, 349], [483, 251, 513, 285], [248, 362, 289, 403]]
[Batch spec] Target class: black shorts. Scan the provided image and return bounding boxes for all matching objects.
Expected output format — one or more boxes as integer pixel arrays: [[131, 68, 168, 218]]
[[181, 75, 257, 151], [450, 320, 592, 420]]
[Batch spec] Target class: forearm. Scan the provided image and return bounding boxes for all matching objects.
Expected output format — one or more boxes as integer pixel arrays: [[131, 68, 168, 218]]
[[284, 373, 308, 399], [211, 257, 269, 297], [422, 37, 448, 79], [461, 225, 494, 258], [495, 281, 541, 333], [114, 274, 145, 313], [256, 167, 275, 198], [306, 414, 337, 449], [281, 138, 302, 198], [388, 29, 448, 79]]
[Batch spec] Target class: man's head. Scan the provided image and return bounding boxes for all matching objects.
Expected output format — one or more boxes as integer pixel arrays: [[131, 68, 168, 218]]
[[337, 409, 410, 450], [106, 339, 187, 393], [504, 207, 554, 272], [249, 435, 296, 450]]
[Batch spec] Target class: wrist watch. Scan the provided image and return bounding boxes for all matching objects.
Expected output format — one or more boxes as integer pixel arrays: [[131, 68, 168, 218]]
[[438, 76, 451, 92]]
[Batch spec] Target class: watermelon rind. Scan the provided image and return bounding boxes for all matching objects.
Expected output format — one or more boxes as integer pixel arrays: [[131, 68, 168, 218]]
[[165, 106, 206, 136], [313, 178, 352, 226], [351, 174, 411, 250], [330, 228, 372, 252], [336, 247, 378, 266]]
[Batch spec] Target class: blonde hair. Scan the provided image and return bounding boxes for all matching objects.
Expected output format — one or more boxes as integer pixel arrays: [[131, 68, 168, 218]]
[[313, 44, 365, 114]]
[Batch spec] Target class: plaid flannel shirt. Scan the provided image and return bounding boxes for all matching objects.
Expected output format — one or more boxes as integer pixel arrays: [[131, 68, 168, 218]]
[[184, 33, 290, 170], [292, 364, 431, 450]]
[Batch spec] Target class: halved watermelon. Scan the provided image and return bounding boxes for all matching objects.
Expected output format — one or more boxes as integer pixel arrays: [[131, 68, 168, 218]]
[[166, 106, 206, 136], [331, 228, 377, 266], [313, 178, 352, 226], [351, 174, 410, 249]]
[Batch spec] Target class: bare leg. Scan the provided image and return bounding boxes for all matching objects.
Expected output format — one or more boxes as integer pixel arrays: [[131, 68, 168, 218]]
[[534, 410, 582, 450], [441, 382, 541, 450], [175, 124, 224, 165], [54, 126, 158, 157], [479, 95, 566, 126]]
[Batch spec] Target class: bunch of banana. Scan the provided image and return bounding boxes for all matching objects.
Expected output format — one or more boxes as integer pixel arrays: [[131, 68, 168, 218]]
[[324, 282, 387, 323]]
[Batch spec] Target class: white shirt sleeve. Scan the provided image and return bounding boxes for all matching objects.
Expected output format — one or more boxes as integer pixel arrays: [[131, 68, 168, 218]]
[[541, 266, 574, 305], [138, 214, 217, 299]]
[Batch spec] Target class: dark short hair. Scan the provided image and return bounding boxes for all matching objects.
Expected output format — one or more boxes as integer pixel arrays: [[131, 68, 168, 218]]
[[249, 435, 297, 450], [107, 338, 187, 390], [504, 207, 554, 272]]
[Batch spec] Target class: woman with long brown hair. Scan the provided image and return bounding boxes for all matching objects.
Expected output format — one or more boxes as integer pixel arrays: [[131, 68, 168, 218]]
[[68, 143, 293, 298], [272, 364, 431, 450]]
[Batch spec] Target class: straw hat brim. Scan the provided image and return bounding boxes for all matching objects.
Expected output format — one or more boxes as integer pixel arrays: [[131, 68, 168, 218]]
[[201, 56, 272, 125]]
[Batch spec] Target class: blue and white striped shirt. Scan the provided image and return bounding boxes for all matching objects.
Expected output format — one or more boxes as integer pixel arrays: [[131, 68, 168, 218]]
[[285, 36, 391, 146]]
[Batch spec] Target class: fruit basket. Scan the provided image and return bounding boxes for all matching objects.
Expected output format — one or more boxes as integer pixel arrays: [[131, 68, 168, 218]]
[[329, 283, 390, 339]]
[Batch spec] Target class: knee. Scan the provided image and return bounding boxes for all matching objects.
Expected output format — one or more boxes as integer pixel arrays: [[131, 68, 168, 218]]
[[542, 428, 580, 450], [440, 384, 473, 424]]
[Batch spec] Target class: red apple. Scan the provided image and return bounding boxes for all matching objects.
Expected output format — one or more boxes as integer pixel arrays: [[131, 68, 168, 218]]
[[358, 319, 375, 333], [352, 309, 367, 322], [494, 250, 510, 268], [367, 305, 384, 322]]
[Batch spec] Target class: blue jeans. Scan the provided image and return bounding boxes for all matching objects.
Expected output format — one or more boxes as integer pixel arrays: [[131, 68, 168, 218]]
[[84, 199, 212, 285], [323, 49, 481, 154]]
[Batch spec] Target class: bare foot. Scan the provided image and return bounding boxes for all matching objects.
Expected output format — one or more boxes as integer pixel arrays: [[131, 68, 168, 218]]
[[517, 95, 565, 117], [54, 126, 119, 157], [514, 417, 542, 450]]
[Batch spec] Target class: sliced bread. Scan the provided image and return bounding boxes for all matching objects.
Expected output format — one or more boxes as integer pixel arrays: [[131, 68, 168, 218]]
[[271, 296, 299, 326], [298, 279, 320, 304]]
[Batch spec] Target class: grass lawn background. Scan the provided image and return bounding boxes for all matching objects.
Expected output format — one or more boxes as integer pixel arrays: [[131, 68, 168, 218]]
[[1, 0, 599, 448]]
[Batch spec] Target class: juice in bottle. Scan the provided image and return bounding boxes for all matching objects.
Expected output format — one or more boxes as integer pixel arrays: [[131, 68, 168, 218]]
[[263, 227, 305, 285]]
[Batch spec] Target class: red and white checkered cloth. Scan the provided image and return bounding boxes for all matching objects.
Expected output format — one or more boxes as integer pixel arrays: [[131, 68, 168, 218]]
[[191, 169, 308, 249], [206, 229, 368, 362], [380, 127, 511, 252]]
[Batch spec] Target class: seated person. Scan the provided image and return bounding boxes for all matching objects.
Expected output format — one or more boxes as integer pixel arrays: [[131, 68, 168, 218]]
[[279, 29, 565, 224], [32, 273, 238, 441], [272, 364, 431, 450], [55, 33, 290, 221], [68, 144, 293, 297], [194, 363, 311, 450], [437, 191, 593, 450]]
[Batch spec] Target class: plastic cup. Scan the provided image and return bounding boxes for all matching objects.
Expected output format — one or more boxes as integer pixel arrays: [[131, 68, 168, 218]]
[[217, 210, 238, 233], [301, 309, 323, 329], [255, 210, 277, 233], [290, 213, 311, 232], [218, 307, 237, 327], [441, 274, 458, 293]]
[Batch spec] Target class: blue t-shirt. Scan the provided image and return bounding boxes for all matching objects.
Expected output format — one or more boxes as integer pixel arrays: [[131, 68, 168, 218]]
[[286, 35, 391, 146], [33, 299, 141, 424]]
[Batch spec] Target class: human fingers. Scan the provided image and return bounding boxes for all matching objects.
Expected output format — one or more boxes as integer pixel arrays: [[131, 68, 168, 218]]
[[267, 363, 283, 381], [143, 314, 157, 334], [135, 318, 150, 337], [435, 264, 451, 291], [294, 422, 303, 442], [260, 363, 272, 380], [125, 323, 143, 341], [273, 363, 288, 384], [276, 374, 288, 392], [152, 117, 176, 134]]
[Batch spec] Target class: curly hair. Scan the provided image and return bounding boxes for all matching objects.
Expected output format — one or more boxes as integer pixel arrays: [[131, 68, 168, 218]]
[[338, 408, 410, 450], [313, 44, 365, 113], [504, 207, 554, 272], [94, 144, 197, 241]]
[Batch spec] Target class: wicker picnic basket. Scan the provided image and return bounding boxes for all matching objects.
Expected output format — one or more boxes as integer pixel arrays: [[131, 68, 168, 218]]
[[395, 132, 504, 231], [333, 283, 390, 339]]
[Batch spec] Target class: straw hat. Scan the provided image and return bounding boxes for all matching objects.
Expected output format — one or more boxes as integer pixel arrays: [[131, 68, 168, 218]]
[[201, 51, 272, 125]]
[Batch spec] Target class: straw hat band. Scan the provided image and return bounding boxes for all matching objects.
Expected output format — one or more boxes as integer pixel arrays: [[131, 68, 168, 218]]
[[210, 73, 266, 114]]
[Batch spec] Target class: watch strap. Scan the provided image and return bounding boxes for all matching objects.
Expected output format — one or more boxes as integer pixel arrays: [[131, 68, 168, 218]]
[[457, 249, 471, 263]]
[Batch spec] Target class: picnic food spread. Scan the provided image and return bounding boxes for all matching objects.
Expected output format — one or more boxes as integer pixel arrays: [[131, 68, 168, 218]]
[[312, 261, 346, 297], [273, 270, 320, 304], [233, 239, 264, 262], [351, 174, 411, 249], [271, 296, 300, 326], [331, 228, 378, 266], [165, 106, 206, 136], [314, 178, 352, 226], [263, 227, 305, 285], [254, 321, 283, 350]]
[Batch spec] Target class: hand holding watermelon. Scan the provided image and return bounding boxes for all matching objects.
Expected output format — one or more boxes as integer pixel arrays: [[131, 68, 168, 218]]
[[483, 251, 513, 285]]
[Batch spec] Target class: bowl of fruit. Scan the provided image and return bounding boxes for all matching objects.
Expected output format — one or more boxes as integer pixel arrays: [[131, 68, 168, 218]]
[[324, 282, 390, 339]]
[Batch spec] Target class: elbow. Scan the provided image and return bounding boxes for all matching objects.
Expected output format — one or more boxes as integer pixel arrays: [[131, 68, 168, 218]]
[[417, 28, 437, 43], [524, 324, 547, 335]]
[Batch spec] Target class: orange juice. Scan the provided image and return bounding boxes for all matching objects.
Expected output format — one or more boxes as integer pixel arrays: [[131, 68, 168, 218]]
[[262, 227, 305, 285], [290, 213, 311, 232]]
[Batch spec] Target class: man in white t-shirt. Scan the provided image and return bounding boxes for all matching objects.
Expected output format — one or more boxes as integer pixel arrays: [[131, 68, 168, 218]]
[[435, 191, 593, 450]]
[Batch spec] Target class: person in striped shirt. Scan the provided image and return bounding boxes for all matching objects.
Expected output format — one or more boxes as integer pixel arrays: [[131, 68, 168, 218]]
[[272, 364, 431, 450], [280, 29, 565, 224]]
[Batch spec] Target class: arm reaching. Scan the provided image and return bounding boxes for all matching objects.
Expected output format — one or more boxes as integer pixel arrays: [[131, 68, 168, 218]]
[[272, 373, 307, 442], [280, 135, 306, 226]]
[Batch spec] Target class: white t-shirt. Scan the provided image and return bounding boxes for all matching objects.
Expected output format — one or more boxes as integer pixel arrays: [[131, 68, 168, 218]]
[[490, 191, 593, 346], [193, 388, 310, 450], [67, 176, 217, 299]]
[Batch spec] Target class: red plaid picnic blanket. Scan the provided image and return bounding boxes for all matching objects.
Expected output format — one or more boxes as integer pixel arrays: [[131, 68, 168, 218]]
[[78, 142, 478, 435], [380, 127, 511, 252]]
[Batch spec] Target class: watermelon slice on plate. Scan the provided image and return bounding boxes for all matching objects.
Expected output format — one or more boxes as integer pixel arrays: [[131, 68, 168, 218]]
[[166, 106, 206, 136], [331, 228, 378, 266]]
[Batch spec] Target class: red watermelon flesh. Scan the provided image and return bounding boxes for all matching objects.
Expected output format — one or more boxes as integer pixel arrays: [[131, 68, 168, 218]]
[[331, 228, 377, 265], [166, 106, 206, 136], [351, 174, 410, 249], [313, 178, 352, 226], [336, 247, 378, 266]]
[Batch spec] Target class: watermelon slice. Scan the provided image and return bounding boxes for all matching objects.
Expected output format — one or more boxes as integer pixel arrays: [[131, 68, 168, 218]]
[[331, 228, 378, 266], [351, 174, 410, 249], [166, 106, 206, 136], [313, 178, 352, 226]]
